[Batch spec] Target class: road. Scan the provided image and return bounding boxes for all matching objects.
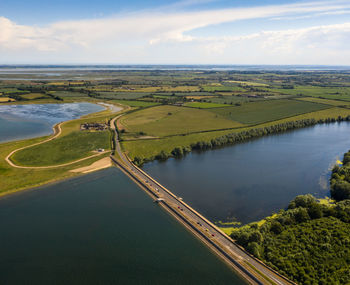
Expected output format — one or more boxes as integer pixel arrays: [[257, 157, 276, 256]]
[[5, 122, 107, 169], [110, 115, 296, 285]]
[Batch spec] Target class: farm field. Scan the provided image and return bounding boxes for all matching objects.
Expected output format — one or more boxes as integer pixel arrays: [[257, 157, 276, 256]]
[[273, 86, 350, 100], [119, 105, 243, 138], [111, 99, 160, 107], [122, 106, 350, 162], [209, 99, 330, 125], [2, 68, 350, 193], [183, 102, 228, 108], [295, 97, 350, 106]]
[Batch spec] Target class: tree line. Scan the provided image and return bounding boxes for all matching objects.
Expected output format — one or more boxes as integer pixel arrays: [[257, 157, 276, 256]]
[[331, 150, 350, 201], [133, 116, 350, 166], [231, 194, 350, 284]]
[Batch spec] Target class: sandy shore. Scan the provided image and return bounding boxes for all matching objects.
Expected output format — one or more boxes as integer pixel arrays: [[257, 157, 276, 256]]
[[70, 157, 112, 173]]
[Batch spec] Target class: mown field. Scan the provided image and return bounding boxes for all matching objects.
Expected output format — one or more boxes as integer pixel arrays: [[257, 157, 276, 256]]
[[120, 105, 244, 138], [12, 131, 110, 166], [122, 107, 350, 161], [274, 86, 350, 100], [295, 97, 350, 106], [183, 102, 227, 108], [209, 99, 330, 125]]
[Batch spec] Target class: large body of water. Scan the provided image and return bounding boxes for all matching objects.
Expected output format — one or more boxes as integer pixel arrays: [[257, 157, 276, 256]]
[[0, 103, 105, 143], [143, 122, 350, 224], [0, 168, 244, 284]]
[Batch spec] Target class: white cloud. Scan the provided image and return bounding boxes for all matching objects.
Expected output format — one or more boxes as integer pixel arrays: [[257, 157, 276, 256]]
[[0, 0, 350, 64]]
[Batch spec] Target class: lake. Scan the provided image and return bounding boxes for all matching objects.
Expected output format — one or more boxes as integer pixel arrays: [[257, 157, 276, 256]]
[[0, 103, 105, 143], [0, 168, 244, 285], [143, 122, 350, 224]]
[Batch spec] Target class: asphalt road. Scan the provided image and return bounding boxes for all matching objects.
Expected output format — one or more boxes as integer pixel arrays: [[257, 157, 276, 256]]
[[110, 115, 296, 285]]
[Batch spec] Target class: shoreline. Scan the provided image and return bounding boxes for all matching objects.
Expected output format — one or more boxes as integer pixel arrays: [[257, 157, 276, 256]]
[[0, 100, 124, 198]]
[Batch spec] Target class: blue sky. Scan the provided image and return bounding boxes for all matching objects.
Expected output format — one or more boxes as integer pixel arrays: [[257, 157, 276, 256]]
[[0, 0, 349, 64]]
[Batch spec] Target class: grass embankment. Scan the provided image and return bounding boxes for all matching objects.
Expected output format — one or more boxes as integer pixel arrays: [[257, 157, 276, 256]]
[[0, 105, 120, 196], [12, 131, 110, 166], [121, 104, 350, 162]]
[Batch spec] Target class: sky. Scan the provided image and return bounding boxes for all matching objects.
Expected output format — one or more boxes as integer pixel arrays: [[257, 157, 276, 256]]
[[0, 0, 350, 65]]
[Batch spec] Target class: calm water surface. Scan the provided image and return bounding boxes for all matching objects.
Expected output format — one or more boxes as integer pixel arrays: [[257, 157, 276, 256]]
[[0, 168, 244, 285], [0, 103, 105, 143], [143, 122, 350, 224]]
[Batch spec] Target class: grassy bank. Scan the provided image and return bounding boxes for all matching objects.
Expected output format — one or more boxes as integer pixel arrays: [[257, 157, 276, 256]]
[[122, 107, 350, 162], [0, 103, 120, 196]]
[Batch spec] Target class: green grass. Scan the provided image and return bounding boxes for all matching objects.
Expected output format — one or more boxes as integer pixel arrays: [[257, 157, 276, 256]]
[[209, 99, 330, 125], [201, 85, 246, 92], [99, 92, 149, 99], [112, 100, 160, 107], [295, 97, 350, 106], [20, 93, 49, 99], [52, 91, 87, 98], [209, 96, 265, 105], [183, 102, 228, 108], [0, 136, 110, 196], [273, 86, 350, 101], [120, 105, 244, 137], [0, 102, 120, 196], [122, 107, 350, 161], [12, 131, 111, 166]]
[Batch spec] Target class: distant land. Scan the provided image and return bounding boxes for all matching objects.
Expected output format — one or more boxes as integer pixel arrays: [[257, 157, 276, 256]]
[[1, 64, 350, 71]]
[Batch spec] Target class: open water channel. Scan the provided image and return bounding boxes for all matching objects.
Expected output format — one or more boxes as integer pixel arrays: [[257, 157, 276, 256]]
[[0, 103, 244, 284], [143, 122, 350, 224]]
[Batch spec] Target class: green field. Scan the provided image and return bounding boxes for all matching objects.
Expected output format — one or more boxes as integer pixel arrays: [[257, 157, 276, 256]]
[[120, 105, 243, 138], [295, 97, 350, 106], [12, 131, 111, 166], [273, 86, 350, 101], [20, 93, 48, 99], [122, 107, 350, 161], [202, 85, 246, 92], [112, 100, 160, 107], [52, 91, 88, 98], [209, 99, 330, 125], [0, 103, 119, 196], [99, 92, 149, 99], [184, 102, 228, 108]]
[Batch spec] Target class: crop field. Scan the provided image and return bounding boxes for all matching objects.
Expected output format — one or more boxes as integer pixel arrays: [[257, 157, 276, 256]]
[[122, 106, 350, 161], [295, 97, 350, 106], [98, 92, 149, 99], [120, 105, 243, 137], [202, 85, 246, 92], [20, 93, 48, 99], [0, 97, 14, 102], [209, 99, 330, 125], [184, 102, 228, 108], [273, 86, 350, 100], [52, 91, 88, 98], [209, 96, 264, 104], [2, 69, 350, 196], [112, 100, 160, 107], [225, 80, 269, 87]]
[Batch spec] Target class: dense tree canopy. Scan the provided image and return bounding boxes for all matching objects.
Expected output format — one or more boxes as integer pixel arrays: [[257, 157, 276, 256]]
[[231, 194, 350, 284]]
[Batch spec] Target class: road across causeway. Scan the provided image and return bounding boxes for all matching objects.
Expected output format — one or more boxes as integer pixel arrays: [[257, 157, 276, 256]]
[[110, 115, 296, 285]]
